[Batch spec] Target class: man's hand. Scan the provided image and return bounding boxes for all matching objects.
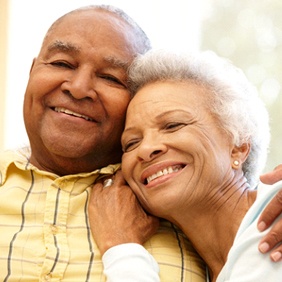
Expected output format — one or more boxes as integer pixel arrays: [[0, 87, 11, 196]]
[[88, 170, 159, 256], [258, 165, 282, 262], [260, 164, 282, 185]]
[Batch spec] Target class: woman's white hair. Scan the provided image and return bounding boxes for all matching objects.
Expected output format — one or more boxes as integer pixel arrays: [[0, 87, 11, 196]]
[[128, 49, 270, 187]]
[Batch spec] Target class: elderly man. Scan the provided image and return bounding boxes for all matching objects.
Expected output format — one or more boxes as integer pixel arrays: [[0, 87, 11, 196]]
[[1, 4, 281, 282]]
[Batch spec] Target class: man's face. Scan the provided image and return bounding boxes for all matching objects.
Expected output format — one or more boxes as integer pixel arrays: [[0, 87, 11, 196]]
[[23, 9, 139, 174]]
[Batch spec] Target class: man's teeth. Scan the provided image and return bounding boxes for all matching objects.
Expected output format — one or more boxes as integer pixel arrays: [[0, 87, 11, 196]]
[[54, 107, 93, 121], [146, 165, 182, 184]]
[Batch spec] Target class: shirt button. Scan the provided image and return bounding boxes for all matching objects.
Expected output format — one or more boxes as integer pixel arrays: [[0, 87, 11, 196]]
[[44, 273, 52, 281], [50, 224, 58, 234]]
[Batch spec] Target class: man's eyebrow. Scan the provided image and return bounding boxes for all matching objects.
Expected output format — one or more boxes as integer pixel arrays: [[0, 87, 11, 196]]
[[47, 40, 81, 53], [47, 41, 130, 70], [104, 56, 130, 71]]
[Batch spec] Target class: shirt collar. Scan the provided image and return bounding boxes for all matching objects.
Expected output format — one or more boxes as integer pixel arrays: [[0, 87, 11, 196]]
[[0, 149, 120, 185]]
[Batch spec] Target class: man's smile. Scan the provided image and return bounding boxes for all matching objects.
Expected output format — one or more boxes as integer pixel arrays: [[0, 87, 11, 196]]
[[53, 107, 94, 122]]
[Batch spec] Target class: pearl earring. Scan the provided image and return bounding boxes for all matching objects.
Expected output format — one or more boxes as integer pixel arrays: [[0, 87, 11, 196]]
[[233, 160, 239, 166]]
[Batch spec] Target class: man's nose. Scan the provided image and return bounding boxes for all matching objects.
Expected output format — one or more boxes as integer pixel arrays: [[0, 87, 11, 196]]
[[62, 68, 97, 100]]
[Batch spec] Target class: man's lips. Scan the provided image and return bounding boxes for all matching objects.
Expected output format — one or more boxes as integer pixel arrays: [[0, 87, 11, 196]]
[[53, 107, 94, 122], [143, 164, 185, 185]]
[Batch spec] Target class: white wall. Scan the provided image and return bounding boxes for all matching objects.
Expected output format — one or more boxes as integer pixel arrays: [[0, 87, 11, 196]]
[[4, 0, 206, 150]]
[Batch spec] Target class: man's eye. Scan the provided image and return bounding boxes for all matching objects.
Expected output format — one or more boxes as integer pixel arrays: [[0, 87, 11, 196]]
[[50, 61, 74, 69], [100, 75, 126, 87]]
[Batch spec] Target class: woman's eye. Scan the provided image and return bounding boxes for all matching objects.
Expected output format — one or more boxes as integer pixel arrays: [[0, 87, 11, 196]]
[[165, 122, 186, 131], [122, 140, 140, 152]]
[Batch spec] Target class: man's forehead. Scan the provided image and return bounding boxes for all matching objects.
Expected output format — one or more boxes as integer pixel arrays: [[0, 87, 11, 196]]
[[47, 40, 80, 53], [43, 39, 130, 72], [55, 9, 121, 27]]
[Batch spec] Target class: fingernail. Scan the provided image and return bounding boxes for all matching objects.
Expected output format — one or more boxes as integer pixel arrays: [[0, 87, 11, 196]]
[[271, 251, 282, 262], [257, 221, 266, 232], [259, 242, 269, 253]]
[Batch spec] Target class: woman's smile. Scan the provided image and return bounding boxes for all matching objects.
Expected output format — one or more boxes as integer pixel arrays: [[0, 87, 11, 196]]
[[143, 164, 186, 186]]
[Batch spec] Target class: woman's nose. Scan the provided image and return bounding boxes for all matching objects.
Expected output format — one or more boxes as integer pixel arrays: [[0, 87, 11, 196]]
[[137, 136, 167, 162]]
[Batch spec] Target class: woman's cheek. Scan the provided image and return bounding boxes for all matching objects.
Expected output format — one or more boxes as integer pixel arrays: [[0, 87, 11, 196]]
[[121, 155, 132, 183]]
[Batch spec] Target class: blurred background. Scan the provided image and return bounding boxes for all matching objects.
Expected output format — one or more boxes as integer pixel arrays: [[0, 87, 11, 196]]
[[1, 0, 281, 172]]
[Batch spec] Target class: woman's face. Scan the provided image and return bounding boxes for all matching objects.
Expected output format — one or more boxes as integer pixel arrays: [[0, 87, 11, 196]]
[[121, 81, 236, 218]]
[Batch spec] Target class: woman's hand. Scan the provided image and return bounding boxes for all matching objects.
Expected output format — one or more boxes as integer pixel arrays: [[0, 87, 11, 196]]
[[88, 170, 159, 256], [258, 165, 282, 262]]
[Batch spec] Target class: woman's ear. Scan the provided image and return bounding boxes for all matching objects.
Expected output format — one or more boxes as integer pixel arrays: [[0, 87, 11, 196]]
[[231, 143, 250, 169]]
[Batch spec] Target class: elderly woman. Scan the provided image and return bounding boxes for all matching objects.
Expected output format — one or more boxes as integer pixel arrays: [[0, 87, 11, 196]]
[[120, 50, 282, 281], [89, 50, 282, 281]]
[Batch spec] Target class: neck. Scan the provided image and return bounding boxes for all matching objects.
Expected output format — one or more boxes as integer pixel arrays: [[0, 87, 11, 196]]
[[168, 183, 257, 281], [29, 148, 121, 176]]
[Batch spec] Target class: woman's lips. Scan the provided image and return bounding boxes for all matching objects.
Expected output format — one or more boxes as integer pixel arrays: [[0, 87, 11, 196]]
[[144, 164, 185, 185]]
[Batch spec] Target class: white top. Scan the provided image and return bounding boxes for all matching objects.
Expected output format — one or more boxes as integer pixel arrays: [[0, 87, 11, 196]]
[[102, 243, 160, 281], [102, 181, 282, 282], [217, 180, 282, 281]]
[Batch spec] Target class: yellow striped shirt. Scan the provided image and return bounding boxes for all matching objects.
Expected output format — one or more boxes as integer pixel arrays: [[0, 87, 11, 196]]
[[0, 150, 206, 281]]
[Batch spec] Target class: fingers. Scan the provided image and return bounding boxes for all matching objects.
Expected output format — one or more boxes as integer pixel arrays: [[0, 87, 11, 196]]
[[257, 189, 282, 231], [257, 187, 282, 262], [258, 224, 282, 262], [103, 178, 114, 188], [110, 170, 127, 185], [92, 170, 125, 191], [259, 165, 282, 229], [260, 164, 282, 185], [89, 171, 158, 255], [100, 170, 126, 187]]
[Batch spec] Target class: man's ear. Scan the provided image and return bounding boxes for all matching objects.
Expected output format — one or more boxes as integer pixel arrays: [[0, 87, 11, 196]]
[[231, 143, 250, 169], [29, 57, 37, 74]]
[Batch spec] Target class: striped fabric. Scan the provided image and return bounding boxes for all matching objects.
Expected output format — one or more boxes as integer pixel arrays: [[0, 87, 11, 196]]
[[0, 150, 206, 281]]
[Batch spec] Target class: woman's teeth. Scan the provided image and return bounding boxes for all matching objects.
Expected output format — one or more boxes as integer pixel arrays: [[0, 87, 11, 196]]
[[146, 165, 183, 184]]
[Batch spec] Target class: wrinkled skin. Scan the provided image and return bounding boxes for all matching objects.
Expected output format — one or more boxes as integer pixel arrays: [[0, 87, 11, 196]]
[[89, 80, 282, 264], [23, 7, 159, 254], [25, 6, 282, 266], [89, 170, 159, 255], [24, 9, 139, 175]]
